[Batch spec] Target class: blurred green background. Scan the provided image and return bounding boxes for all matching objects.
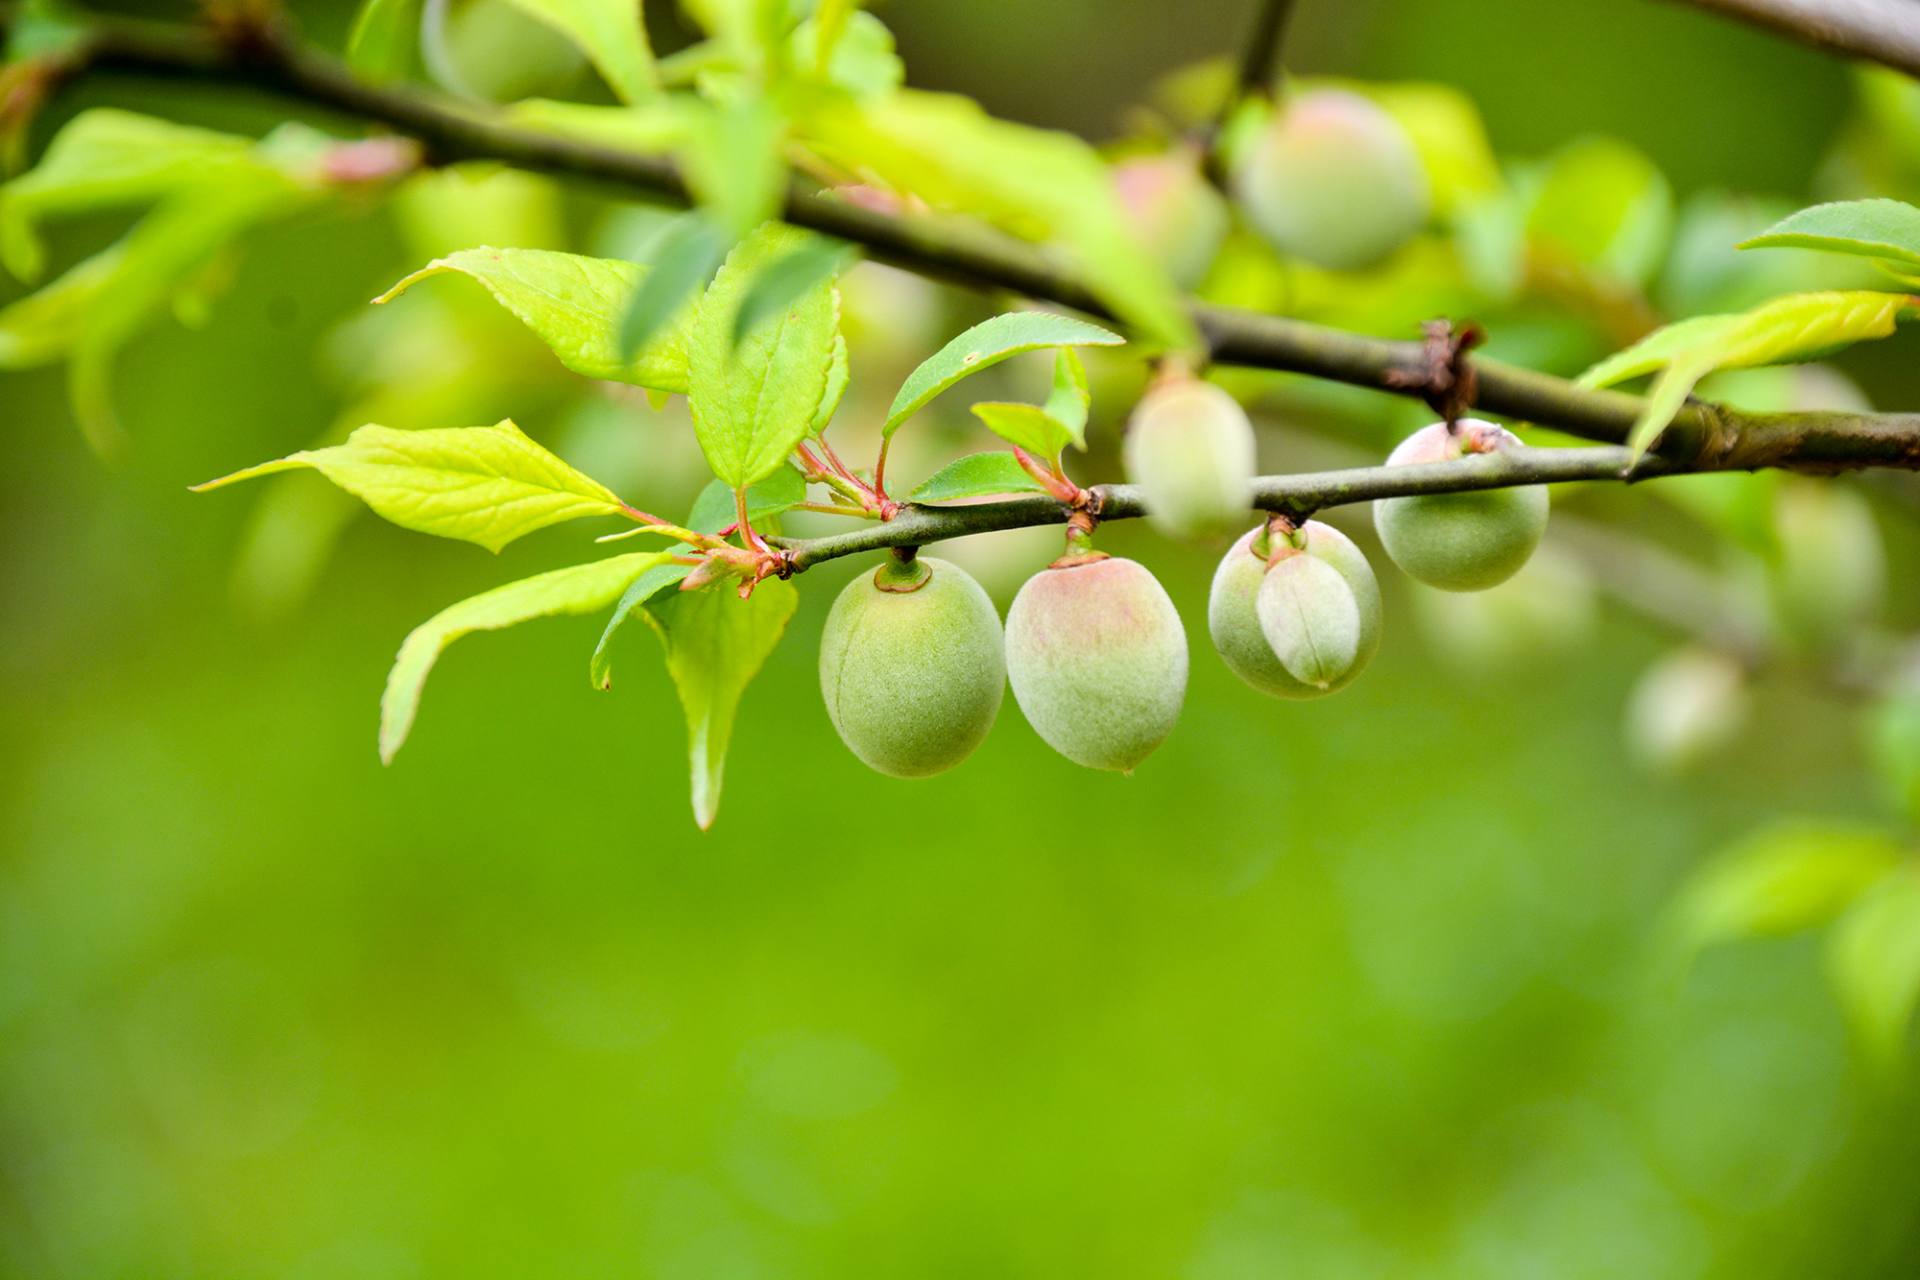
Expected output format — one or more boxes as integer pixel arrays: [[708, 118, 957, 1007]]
[[3, 0, 1919, 1276]]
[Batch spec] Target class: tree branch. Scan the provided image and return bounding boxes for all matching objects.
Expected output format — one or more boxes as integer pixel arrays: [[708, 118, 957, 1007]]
[[18, 8, 1919, 476], [1667, 0, 1920, 80], [778, 444, 1688, 570]]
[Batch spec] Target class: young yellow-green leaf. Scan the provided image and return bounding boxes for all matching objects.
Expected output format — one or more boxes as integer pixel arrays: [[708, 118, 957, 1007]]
[[0, 108, 258, 281], [1665, 821, 1905, 964], [193, 421, 629, 553], [811, 332, 849, 435], [970, 402, 1074, 462], [1578, 290, 1916, 456], [643, 577, 798, 828], [798, 90, 1194, 349], [1739, 198, 1920, 282], [0, 244, 124, 368], [884, 311, 1123, 437], [791, 9, 900, 98], [501, 0, 657, 103], [908, 451, 1048, 503], [681, 94, 785, 239], [346, 0, 423, 81], [505, 97, 689, 152], [618, 214, 731, 359], [380, 551, 672, 764], [688, 225, 840, 487], [1826, 865, 1920, 1067], [376, 247, 693, 393], [731, 236, 857, 343]]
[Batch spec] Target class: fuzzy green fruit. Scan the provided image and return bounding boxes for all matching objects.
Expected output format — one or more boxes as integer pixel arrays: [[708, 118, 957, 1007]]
[[1233, 89, 1430, 272], [1005, 556, 1187, 772], [1112, 152, 1230, 289], [1123, 379, 1257, 540], [1209, 521, 1381, 699], [1375, 420, 1549, 591], [818, 556, 1005, 778]]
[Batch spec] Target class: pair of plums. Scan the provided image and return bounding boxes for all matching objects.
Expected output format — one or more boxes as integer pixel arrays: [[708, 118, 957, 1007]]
[[820, 414, 1547, 779]]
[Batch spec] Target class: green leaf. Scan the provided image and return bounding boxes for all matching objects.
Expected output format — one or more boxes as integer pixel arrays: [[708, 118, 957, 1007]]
[[811, 332, 849, 435], [505, 97, 689, 152], [1525, 135, 1672, 286], [346, 0, 423, 81], [1826, 865, 1920, 1066], [791, 8, 900, 97], [380, 551, 672, 763], [1666, 821, 1905, 962], [0, 108, 259, 281], [907, 451, 1048, 503], [377, 247, 694, 393], [731, 236, 857, 344], [619, 214, 731, 360], [681, 95, 785, 239], [193, 421, 628, 553], [589, 468, 802, 688], [969, 402, 1074, 461], [642, 576, 797, 828], [501, 0, 658, 103], [688, 225, 840, 486], [797, 89, 1194, 348], [1739, 198, 1920, 283], [883, 311, 1123, 437], [1577, 290, 1916, 457], [0, 243, 124, 368], [1042, 348, 1090, 444]]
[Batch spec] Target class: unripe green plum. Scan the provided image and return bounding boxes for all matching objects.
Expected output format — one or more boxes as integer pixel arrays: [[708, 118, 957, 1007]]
[[1005, 556, 1187, 772], [1124, 379, 1257, 540], [1257, 551, 1362, 690], [1233, 89, 1430, 271], [1770, 478, 1885, 651], [1375, 420, 1549, 591], [1209, 521, 1381, 698], [1112, 152, 1230, 289], [818, 556, 1005, 778], [1625, 647, 1749, 774]]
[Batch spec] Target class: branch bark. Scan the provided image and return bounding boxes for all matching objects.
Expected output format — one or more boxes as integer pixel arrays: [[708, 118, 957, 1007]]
[[1667, 0, 1920, 80], [18, 8, 1919, 478], [778, 445, 1682, 570]]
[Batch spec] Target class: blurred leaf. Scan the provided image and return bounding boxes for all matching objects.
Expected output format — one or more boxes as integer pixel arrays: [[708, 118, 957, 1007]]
[[501, 0, 658, 103], [378, 247, 694, 393], [731, 236, 855, 344], [346, 0, 423, 81], [1527, 135, 1673, 287], [682, 0, 787, 77], [1669, 821, 1905, 962], [1866, 688, 1920, 827], [682, 95, 784, 238], [907, 451, 1048, 503], [1657, 192, 1864, 317], [1578, 290, 1915, 457], [642, 577, 797, 828], [798, 89, 1195, 349], [505, 97, 689, 151], [1826, 865, 1920, 1067], [883, 311, 1123, 438], [790, 9, 899, 97], [1739, 198, 1920, 283], [970, 402, 1075, 461], [811, 332, 849, 435], [618, 213, 731, 361], [0, 243, 123, 367], [688, 224, 840, 486], [380, 551, 673, 764], [193, 421, 628, 553], [0, 108, 258, 280]]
